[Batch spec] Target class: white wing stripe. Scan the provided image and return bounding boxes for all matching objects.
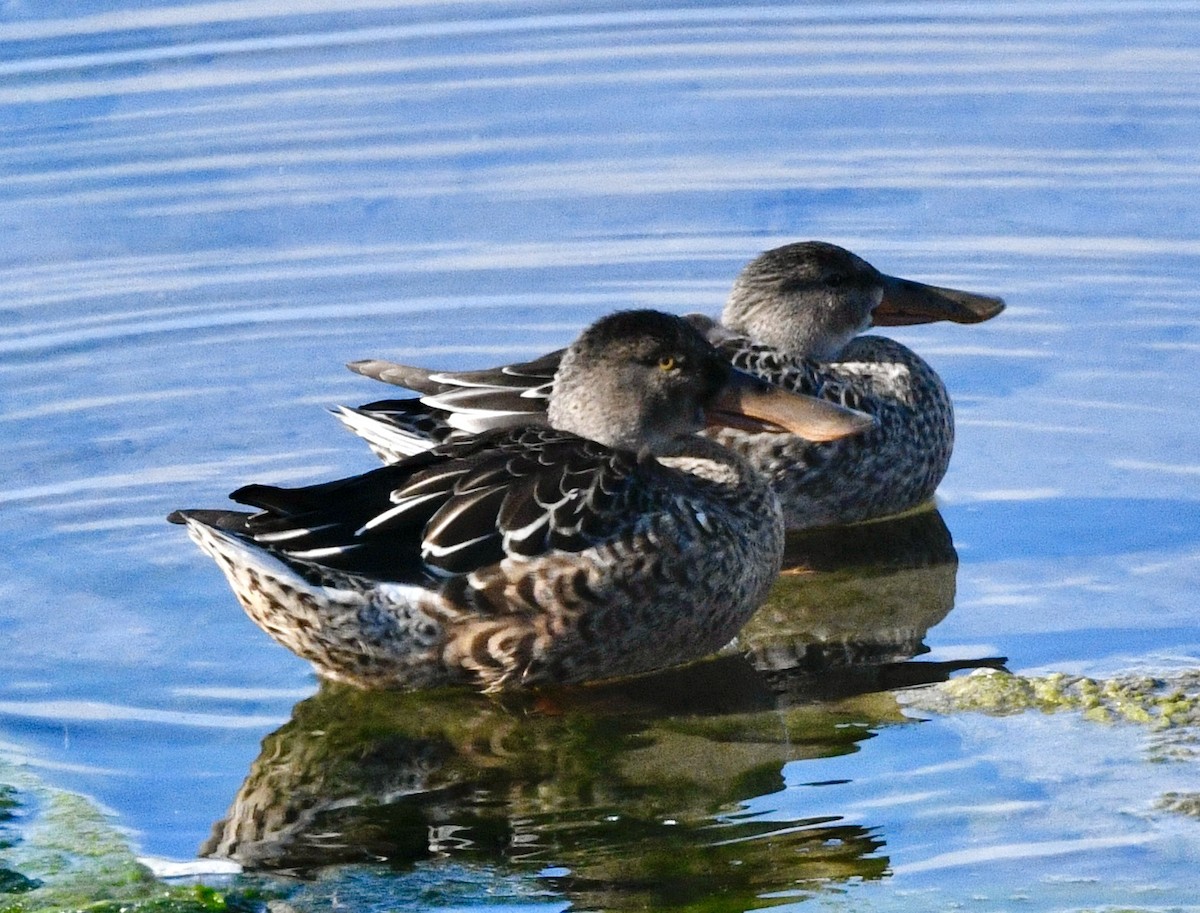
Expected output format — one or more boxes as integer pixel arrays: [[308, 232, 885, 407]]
[[422, 486, 503, 543], [358, 491, 446, 535], [286, 544, 360, 560], [503, 512, 550, 546], [254, 523, 337, 543], [427, 373, 511, 389], [447, 412, 537, 433], [423, 532, 494, 559]]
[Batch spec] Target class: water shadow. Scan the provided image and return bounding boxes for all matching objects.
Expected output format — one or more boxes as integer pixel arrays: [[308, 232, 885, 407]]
[[743, 507, 961, 676]]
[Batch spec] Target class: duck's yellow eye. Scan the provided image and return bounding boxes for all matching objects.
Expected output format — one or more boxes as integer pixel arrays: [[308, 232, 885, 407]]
[[658, 355, 677, 371]]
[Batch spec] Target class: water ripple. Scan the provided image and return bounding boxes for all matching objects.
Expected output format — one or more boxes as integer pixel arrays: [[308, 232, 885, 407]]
[[2, 0, 1199, 881], [0, 699, 286, 730], [893, 834, 1158, 876]]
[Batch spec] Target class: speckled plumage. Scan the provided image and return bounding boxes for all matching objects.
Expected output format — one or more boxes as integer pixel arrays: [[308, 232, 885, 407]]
[[176, 432, 784, 691], [337, 242, 1003, 530], [172, 311, 866, 691], [707, 332, 954, 529]]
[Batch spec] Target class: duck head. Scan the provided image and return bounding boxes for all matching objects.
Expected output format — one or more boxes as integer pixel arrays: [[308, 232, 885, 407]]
[[722, 241, 1005, 361], [547, 310, 873, 455]]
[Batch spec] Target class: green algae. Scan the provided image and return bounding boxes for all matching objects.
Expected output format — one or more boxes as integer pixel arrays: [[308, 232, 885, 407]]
[[899, 668, 1200, 730], [899, 667, 1200, 827], [0, 761, 259, 913], [1155, 791, 1200, 818]]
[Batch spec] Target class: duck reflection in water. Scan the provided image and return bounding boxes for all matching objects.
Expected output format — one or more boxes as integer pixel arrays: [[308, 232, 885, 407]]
[[203, 507, 1003, 910], [747, 505, 966, 681]]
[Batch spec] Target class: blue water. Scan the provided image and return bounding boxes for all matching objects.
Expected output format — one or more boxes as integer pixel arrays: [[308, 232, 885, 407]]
[[1, 2, 1198, 909]]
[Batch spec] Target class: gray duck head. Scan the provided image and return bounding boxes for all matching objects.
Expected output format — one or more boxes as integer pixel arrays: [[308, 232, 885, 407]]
[[547, 310, 873, 455], [722, 241, 1006, 361]]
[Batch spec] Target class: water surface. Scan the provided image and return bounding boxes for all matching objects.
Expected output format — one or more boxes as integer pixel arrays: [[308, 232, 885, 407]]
[[1, 2, 1198, 909]]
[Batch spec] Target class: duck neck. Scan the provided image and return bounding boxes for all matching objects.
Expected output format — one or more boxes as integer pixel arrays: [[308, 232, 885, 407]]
[[722, 304, 857, 362]]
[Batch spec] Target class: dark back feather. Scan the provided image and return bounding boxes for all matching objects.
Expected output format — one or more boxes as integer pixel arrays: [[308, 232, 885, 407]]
[[230, 426, 673, 582]]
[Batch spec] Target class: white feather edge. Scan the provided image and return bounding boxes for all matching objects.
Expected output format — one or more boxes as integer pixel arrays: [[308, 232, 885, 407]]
[[183, 518, 346, 594], [187, 517, 433, 602], [330, 405, 436, 458]]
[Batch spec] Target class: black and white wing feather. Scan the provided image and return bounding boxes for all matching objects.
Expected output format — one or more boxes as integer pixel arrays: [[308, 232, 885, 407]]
[[228, 427, 678, 583], [331, 398, 469, 460], [347, 350, 560, 434], [335, 352, 561, 457], [337, 331, 873, 464]]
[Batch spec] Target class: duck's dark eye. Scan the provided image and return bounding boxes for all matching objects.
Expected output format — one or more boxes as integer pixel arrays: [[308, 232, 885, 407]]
[[658, 354, 677, 371], [825, 273, 846, 288]]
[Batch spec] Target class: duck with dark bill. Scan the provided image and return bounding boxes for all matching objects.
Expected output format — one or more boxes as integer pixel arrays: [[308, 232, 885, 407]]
[[170, 310, 872, 692], [337, 242, 1004, 529]]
